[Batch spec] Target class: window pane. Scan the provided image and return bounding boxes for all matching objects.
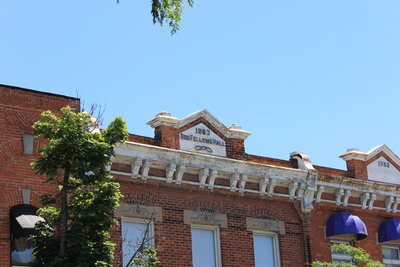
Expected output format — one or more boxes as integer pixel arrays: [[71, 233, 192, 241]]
[[253, 234, 275, 267], [122, 221, 149, 267], [383, 247, 400, 260], [192, 228, 217, 267]]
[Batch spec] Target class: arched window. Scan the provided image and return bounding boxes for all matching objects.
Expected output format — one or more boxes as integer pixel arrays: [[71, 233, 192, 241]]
[[10, 204, 43, 266]]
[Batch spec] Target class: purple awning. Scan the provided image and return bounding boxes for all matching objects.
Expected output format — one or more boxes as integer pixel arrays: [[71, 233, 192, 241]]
[[326, 212, 368, 240], [378, 219, 400, 243]]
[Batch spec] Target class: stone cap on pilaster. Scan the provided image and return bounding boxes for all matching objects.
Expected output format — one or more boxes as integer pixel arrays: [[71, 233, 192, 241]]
[[146, 111, 180, 128], [339, 148, 368, 162]]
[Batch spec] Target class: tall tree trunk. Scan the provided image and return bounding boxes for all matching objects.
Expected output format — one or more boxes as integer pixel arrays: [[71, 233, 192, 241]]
[[59, 171, 69, 258]]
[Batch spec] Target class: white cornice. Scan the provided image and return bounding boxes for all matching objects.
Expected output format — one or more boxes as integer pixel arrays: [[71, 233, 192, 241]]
[[339, 151, 368, 161], [113, 141, 400, 213], [115, 141, 304, 179]]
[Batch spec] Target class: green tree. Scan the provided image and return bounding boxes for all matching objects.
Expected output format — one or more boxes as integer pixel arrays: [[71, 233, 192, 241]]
[[118, 0, 194, 34], [312, 243, 383, 267], [30, 106, 128, 267]]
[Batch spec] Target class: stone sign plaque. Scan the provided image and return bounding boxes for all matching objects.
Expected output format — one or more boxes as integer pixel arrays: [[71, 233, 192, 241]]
[[179, 123, 227, 157], [184, 210, 227, 228], [246, 217, 285, 234], [114, 203, 162, 222]]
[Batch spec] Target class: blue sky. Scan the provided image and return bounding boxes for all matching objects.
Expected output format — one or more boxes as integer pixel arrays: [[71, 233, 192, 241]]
[[1, 0, 399, 170]]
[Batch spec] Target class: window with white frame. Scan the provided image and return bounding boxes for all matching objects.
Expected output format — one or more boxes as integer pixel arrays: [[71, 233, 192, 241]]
[[253, 231, 280, 267], [330, 240, 353, 264], [121, 218, 154, 267], [191, 225, 221, 267], [382, 246, 400, 267]]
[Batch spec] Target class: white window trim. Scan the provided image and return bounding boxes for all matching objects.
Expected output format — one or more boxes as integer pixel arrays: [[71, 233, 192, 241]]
[[330, 240, 353, 263], [252, 230, 281, 267], [382, 245, 400, 266], [191, 224, 222, 267]]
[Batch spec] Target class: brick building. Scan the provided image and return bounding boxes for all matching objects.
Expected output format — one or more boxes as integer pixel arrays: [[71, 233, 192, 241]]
[[0, 85, 80, 266], [2, 84, 400, 267]]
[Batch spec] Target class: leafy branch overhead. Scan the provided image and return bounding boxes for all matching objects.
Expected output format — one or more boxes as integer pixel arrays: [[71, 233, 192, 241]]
[[312, 244, 383, 267], [117, 0, 194, 34]]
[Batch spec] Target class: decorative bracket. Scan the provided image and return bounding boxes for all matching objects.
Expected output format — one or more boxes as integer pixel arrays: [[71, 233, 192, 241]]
[[259, 177, 269, 196], [199, 168, 209, 188], [335, 189, 344, 206], [131, 158, 143, 177], [207, 169, 218, 190], [166, 163, 176, 183], [343, 189, 351, 207], [140, 160, 152, 179], [361, 192, 370, 209], [289, 181, 299, 200], [392, 197, 400, 213], [239, 174, 248, 194], [302, 187, 317, 213], [296, 183, 306, 200], [368, 193, 376, 210], [174, 165, 185, 184], [386, 196, 394, 213], [230, 173, 240, 192], [267, 178, 276, 197], [315, 186, 324, 203]]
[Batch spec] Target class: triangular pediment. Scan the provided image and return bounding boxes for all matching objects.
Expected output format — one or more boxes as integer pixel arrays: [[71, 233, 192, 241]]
[[366, 144, 400, 168], [147, 109, 251, 140], [366, 145, 400, 184]]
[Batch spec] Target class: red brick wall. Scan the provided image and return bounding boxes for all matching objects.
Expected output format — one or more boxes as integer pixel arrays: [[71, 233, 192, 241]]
[[0, 85, 79, 266], [112, 175, 307, 267]]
